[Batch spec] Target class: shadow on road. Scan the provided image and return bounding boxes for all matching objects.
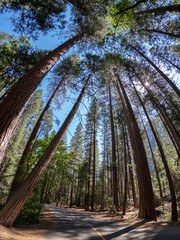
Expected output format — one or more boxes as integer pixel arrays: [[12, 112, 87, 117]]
[[102, 220, 147, 239]]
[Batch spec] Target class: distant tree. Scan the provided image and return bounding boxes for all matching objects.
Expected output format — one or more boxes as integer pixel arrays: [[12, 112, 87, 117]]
[[9, 55, 82, 193], [0, 90, 43, 188], [0, 34, 83, 164], [88, 98, 100, 212], [0, 32, 48, 96], [109, 83, 119, 210], [0, 73, 91, 227]]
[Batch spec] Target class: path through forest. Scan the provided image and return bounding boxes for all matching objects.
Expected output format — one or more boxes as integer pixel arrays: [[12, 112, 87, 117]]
[[43, 205, 180, 240]]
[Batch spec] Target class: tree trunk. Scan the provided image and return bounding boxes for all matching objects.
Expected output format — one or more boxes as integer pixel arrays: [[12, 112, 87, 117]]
[[0, 34, 84, 164], [127, 137, 137, 208], [106, 141, 110, 197], [136, 4, 180, 15], [85, 133, 92, 211], [143, 123, 164, 203], [101, 121, 106, 211], [133, 78, 178, 221], [114, 0, 147, 16], [101, 148, 105, 211], [158, 113, 180, 162], [9, 76, 66, 193], [91, 120, 96, 212], [0, 73, 91, 227], [140, 29, 180, 38], [129, 44, 180, 97], [156, 101, 180, 152], [109, 84, 119, 210], [122, 125, 128, 215], [158, 54, 180, 72], [114, 72, 156, 220], [70, 183, 74, 208]]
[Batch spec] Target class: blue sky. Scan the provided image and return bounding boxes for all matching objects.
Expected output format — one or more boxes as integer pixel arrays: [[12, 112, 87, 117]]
[[0, 11, 90, 145]]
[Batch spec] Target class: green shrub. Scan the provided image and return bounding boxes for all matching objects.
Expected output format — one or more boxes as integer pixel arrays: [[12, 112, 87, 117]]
[[14, 197, 42, 225], [154, 195, 162, 208]]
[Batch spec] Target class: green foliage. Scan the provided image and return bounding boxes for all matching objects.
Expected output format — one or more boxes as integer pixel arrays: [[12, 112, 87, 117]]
[[0, 32, 48, 95], [154, 195, 162, 208], [14, 196, 42, 225], [0, 0, 67, 37], [106, 1, 135, 35], [105, 53, 124, 65], [106, 196, 117, 214], [0, 90, 43, 190], [53, 54, 82, 80]]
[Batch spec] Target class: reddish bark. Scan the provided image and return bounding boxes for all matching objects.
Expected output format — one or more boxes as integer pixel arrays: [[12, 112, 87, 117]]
[[0, 34, 83, 164], [114, 72, 156, 220], [10, 76, 66, 192], [109, 84, 119, 210], [134, 77, 178, 221], [0, 73, 91, 227]]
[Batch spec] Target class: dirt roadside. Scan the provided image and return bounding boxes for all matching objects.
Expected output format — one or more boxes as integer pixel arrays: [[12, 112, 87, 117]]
[[0, 208, 56, 240]]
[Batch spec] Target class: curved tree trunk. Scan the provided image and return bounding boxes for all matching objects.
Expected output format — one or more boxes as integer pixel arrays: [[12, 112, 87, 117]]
[[140, 29, 180, 38], [114, 0, 147, 16], [129, 44, 180, 97], [156, 101, 180, 152], [9, 76, 66, 193], [0, 34, 84, 164], [136, 4, 180, 15], [114, 72, 156, 221], [0, 73, 91, 227], [158, 113, 180, 162], [158, 54, 180, 72]]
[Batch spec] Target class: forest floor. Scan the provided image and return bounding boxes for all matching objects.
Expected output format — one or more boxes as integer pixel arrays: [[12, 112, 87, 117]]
[[0, 204, 180, 240], [0, 208, 56, 240]]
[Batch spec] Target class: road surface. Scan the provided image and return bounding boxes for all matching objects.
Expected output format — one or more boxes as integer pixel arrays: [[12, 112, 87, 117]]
[[43, 205, 180, 240]]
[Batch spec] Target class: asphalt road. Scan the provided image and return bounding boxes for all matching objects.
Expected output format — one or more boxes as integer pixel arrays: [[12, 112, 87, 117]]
[[43, 205, 180, 240]]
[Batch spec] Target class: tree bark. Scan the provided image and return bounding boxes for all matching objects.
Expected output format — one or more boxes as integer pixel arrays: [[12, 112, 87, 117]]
[[156, 101, 180, 152], [0, 34, 84, 164], [136, 4, 180, 15], [133, 77, 178, 221], [101, 120, 106, 211], [114, 0, 147, 16], [140, 29, 180, 38], [109, 84, 119, 210], [91, 119, 96, 212], [158, 113, 180, 162], [122, 125, 128, 215], [9, 76, 66, 193], [0, 73, 91, 227], [158, 54, 180, 72], [114, 72, 156, 220], [85, 134, 92, 211], [129, 44, 180, 97], [127, 137, 137, 208], [143, 123, 164, 203]]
